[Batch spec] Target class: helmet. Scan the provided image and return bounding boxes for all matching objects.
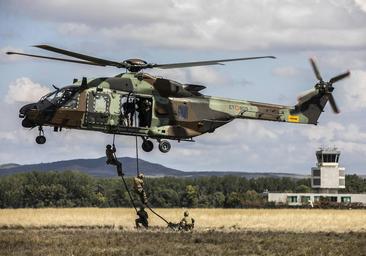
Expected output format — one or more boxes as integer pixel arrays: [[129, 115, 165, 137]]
[[184, 211, 189, 217], [138, 173, 144, 179], [106, 144, 112, 149]]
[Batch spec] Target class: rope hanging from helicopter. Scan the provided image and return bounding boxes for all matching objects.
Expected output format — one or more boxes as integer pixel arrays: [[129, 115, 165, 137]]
[[111, 102, 172, 226], [112, 133, 138, 213]]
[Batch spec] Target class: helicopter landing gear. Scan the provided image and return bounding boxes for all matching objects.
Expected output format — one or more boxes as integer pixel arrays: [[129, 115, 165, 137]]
[[36, 126, 46, 144], [141, 139, 154, 152], [158, 140, 171, 153]]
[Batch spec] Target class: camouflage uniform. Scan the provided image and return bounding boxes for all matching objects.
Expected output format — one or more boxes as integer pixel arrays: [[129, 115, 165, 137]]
[[179, 211, 195, 231], [134, 173, 148, 204], [137, 99, 152, 127], [105, 144, 123, 176], [122, 100, 135, 127], [135, 207, 149, 228]]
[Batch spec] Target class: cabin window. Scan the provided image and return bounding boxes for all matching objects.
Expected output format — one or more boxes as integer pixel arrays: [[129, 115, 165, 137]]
[[178, 104, 188, 120]]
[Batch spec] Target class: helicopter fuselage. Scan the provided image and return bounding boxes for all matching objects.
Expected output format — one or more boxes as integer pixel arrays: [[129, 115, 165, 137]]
[[20, 71, 331, 152]]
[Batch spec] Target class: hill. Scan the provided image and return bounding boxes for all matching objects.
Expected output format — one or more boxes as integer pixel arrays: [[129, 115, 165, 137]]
[[0, 157, 306, 179]]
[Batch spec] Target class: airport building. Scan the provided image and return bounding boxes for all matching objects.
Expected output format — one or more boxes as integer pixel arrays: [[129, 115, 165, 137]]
[[268, 147, 366, 206]]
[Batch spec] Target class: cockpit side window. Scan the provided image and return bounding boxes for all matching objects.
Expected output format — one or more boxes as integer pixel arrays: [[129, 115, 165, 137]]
[[41, 86, 79, 107]]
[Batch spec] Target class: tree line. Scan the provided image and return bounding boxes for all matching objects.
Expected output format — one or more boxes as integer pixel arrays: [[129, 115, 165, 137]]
[[0, 171, 365, 208]]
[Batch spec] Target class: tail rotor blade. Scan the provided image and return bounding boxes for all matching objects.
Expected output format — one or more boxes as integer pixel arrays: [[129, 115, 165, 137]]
[[329, 71, 351, 84], [310, 58, 323, 81], [328, 93, 340, 114]]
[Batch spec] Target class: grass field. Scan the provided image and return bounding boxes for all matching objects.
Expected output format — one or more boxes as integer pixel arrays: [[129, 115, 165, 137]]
[[1, 208, 365, 255], [1, 208, 366, 232]]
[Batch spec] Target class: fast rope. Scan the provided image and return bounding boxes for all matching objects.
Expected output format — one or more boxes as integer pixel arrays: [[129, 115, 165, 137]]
[[111, 102, 173, 227], [144, 204, 170, 225], [134, 96, 140, 176], [112, 134, 137, 213]]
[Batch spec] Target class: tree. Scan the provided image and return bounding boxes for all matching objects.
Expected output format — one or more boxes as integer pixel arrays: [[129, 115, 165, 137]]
[[181, 185, 198, 207], [294, 185, 311, 193]]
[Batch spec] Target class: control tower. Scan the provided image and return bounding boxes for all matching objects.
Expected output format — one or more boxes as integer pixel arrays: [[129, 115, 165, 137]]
[[311, 147, 345, 193]]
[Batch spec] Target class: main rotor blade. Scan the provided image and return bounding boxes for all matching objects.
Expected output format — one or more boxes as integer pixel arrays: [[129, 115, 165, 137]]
[[310, 58, 323, 81], [6, 51, 105, 66], [328, 93, 340, 114], [34, 44, 124, 68], [329, 71, 351, 84], [153, 56, 276, 69]]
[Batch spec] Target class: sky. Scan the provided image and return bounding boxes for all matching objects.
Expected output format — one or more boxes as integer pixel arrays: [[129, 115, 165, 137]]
[[0, 0, 365, 174]]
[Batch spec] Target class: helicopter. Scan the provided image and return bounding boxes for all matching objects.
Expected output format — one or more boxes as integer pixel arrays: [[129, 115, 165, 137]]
[[7, 45, 350, 153]]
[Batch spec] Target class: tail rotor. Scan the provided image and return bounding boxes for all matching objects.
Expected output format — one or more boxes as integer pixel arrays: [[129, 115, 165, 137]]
[[309, 58, 350, 114]]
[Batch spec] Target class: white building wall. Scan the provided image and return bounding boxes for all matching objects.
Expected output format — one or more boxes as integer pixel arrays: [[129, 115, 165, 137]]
[[268, 193, 366, 206]]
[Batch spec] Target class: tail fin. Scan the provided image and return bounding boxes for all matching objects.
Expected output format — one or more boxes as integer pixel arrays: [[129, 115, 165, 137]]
[[294, 89, 329, 124]]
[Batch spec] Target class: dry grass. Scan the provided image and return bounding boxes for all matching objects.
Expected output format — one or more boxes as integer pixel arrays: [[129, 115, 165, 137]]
[[1, 208, 366, 255], [0, 208, 365, 232], [1, 229, 365, 256]]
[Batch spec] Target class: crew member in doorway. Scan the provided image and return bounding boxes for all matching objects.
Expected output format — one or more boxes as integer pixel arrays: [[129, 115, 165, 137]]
[[105, 144, 124, 176], [123, 98, 136, 126], [134, 173, 148, 204], [137, 99, 151, 127], [135, 207, 149, 229]]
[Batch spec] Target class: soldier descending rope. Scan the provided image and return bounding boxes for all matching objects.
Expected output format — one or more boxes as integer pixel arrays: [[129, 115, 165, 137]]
[[134, 173, 148, 204], [105, 144, 124, 176], [104, 136, 186, 230], [135, 206, 149, 229]]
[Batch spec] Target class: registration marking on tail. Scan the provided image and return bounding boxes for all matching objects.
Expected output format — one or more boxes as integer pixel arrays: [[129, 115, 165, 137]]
[[288, 115, 299, 123]]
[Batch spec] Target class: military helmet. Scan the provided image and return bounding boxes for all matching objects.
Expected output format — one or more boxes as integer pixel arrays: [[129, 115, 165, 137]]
[[184, 211, 189, 217], [106, 144, 112, 149]]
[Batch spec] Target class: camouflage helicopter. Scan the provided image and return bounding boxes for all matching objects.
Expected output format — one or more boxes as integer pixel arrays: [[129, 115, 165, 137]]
[[7, 45, 350, 153]]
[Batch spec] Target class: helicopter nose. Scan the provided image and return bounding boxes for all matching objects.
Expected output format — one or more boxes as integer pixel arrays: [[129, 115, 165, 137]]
[[19, 103, 38, 127], [19, 103, 37, 118]]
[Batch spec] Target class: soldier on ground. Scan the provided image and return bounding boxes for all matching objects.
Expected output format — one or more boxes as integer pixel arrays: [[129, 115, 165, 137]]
[[179, 211, 195, 231], [135, 207, 149, 229], [105, 144, 123, 176], [134, 173, 148, 204]]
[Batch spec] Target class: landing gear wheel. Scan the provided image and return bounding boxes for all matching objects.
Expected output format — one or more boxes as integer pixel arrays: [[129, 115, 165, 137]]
[[35, 135, 46, 144], [158, 140, 171, 153], [142, 140, 154, 152]]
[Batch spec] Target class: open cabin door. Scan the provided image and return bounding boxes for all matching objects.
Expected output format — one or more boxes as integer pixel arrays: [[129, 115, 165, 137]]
[[121, 94, 153, 128]]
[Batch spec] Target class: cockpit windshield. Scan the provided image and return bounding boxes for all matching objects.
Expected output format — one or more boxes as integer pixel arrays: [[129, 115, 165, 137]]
[[40, 86, 78, 106]]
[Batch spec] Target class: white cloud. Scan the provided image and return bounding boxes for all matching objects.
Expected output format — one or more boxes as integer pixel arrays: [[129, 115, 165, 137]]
[[5, 77, 50, 103], [338, 70, 366, 111], [300, 121, 366, 155], [4, 0, 366, 51], [355, 0, 366, 12], [58, 22, 92, 36], [273, 66, 300, 77]]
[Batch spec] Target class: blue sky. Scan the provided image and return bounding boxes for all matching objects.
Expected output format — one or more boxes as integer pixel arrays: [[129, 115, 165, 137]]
[[0, 0, 365, 174]]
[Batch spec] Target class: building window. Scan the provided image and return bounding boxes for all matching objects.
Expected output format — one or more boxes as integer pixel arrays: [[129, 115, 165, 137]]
[[339, 179, 345, 186], [341, 197, 351, 203], [339, 169, 345, 176], [312, 169, 320, 177], [328, 196, 338, 202], [313, 178, 321, 186], [287, 196, 297, 203]]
